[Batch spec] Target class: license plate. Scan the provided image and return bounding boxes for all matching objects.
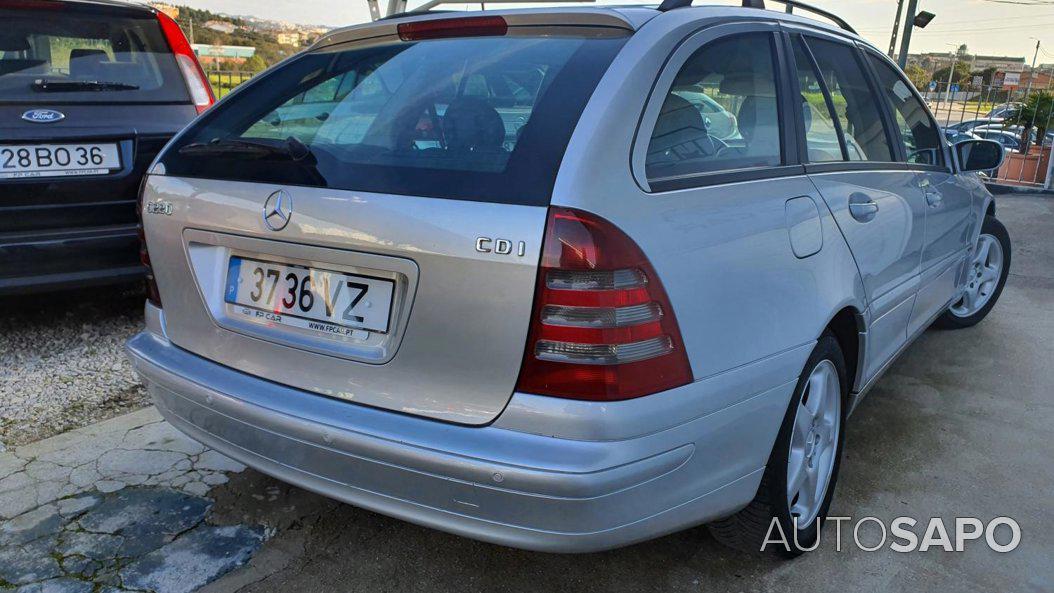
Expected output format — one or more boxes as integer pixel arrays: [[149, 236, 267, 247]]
[[224, 256, 395, 335], [0, 143, 120, 179]]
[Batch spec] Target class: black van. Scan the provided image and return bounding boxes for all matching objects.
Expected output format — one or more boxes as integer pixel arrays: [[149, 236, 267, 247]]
[[0, 0, 212, 294]]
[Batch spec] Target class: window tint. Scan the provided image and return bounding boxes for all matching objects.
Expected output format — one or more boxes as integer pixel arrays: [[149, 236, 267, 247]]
[[160, 32, 627, 206], [867, 54, 944, 166], [0, 6, 188, 104], [646, 33, 782, 182], [792, 39, 843, 162], [802, 37, 893, 162]]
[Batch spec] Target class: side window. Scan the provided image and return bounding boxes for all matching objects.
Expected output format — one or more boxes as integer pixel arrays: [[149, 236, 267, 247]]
[[645, 33, 782, 182], [867, 54, 944, 167], [792, 39, 843, 162], [803, 37, 893, 162]]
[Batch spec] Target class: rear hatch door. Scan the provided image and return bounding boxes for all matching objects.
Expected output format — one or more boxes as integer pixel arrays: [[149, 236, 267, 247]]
[[144, 19, 629, 424]]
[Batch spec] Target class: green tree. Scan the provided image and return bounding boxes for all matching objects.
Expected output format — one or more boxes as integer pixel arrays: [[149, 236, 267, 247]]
[[1009, 91, 1054, 153], [931, 62, 972, 86], [905, 64, 929, 91], [242, 54, 268, 73]]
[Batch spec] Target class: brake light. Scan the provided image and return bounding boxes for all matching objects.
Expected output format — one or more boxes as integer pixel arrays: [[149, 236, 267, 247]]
[[515, 208, 693, 401], [155, 11, 214, 114], [397, 16, 508, 41]]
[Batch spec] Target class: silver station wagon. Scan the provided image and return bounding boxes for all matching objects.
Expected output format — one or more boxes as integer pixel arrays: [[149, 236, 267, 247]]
[[127, 0, 1011, 555]]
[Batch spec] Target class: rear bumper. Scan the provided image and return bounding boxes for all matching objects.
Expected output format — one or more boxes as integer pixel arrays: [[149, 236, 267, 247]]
[[126, 321, 802, 552], [0, 225, 142, 294]]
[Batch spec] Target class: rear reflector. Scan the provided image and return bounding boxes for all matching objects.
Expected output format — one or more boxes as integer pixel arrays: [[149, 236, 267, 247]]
[[155, 11, 215, 114], [515, 208, 693, 401], [397, 16, 508, 41]]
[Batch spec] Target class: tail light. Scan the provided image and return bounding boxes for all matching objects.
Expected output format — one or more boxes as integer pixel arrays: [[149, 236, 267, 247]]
[[515, 208, 693, 401], [135, 179, 161, 308], [155, 11, 214, 114]]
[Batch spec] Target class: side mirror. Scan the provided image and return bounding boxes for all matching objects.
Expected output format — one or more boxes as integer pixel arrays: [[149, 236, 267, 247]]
[[956, 139, 1004, 173]]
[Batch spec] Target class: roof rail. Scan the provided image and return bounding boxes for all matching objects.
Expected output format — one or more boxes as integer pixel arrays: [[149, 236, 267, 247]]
[[372, 0, 596, 20], [655, 0, 857, 34]]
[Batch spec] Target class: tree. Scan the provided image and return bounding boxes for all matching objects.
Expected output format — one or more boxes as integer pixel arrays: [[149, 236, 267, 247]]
[[1009, 91, 1054, 153], [971, 67, 998, 87], [931, 62, 972, 87], [905, 64, 929, 91], [242, 54, 268, 73]]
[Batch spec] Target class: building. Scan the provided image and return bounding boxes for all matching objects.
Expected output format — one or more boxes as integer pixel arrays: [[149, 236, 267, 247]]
[[191, 44, 256, 67], [203, 20, 237, 34], [275, 31, 302, 46], [908, 52, 1026, 75], [148, 2, 179, 19]]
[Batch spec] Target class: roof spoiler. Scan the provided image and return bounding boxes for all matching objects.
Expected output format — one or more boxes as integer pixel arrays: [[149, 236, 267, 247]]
[[369, 0, 595, 21], [656, 0, 856, 34]]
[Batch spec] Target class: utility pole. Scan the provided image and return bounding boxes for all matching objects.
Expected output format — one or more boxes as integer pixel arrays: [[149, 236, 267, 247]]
[[889, 0, 905, 59], [897, 0, 920, 69], [944, 47, 958, 105], [1024, 39, 1040, 99]]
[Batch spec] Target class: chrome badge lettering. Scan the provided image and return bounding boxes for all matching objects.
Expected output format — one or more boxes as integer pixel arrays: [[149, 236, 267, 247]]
[[475, 237, 526, 256]]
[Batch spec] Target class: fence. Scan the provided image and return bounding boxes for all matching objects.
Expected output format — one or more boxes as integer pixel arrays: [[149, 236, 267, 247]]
[[921, 82, 1054, 189], [207, 70, 256, 99]]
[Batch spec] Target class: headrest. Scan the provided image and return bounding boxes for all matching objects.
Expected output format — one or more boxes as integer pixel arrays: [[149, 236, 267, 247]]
[[70, 49, 109, 79], [719, 73, 776, 98], [653, 94, 705, 139], [443, 96, 505, 152]]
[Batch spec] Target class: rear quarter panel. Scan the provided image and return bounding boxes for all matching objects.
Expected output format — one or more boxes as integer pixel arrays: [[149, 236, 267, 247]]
[[551, 11, 867, 389]]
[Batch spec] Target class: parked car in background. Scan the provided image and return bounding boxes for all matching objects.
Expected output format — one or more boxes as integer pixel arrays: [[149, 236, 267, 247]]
[[948, 118, 1003, 133], [128, 1, 1011, 558], [0, 0, 212, 295], [986, 102, 1023, 120], [973, 129, 1025, 153]]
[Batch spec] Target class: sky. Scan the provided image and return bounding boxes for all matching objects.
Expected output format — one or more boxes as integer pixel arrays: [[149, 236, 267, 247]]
[[160, 0, 1054, 63]]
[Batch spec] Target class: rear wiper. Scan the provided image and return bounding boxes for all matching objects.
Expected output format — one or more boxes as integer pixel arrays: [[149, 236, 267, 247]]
[[177, 137, 315, 162], [33, 79, 140, 92]]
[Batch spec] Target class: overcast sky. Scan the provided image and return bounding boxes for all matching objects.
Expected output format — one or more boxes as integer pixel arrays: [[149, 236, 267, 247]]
[[162, 0, 1054, 63]]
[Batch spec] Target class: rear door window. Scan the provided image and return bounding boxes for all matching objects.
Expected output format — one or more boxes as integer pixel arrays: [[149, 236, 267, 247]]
[[0, 4, 189, 104], [801, 37, 894, 163], [160, 30, 628, 206], [866, 53, 945, 167], [645, 32, 783, 181]]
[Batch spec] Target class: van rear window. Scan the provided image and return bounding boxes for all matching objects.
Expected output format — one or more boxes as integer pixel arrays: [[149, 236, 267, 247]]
[[158, 29, 628, 206], [0, 5, 189, 104]]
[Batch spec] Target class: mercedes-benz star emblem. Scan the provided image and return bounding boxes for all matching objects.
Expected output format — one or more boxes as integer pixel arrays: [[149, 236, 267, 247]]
[[263, 190, 292, 231]]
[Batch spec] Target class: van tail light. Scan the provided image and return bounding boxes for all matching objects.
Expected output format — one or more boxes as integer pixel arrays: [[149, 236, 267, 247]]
[[136, 179, 161, 308], [515, 208, 693, 401], [155, 11, 214, 114]]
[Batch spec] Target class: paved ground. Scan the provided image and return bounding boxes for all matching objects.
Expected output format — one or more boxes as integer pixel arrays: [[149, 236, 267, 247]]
[[0, 409, 265, 592], [1, 194, 1051, 593]]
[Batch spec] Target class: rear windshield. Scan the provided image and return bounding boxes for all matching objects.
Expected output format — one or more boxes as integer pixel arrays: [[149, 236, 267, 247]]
[[158, 29, 628, 206], [0, 5, 189, 104]]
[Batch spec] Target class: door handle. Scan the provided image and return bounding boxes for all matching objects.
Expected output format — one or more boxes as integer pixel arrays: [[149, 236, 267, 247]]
[[848, 193, 879, 222], [925, 191, 943, 208]]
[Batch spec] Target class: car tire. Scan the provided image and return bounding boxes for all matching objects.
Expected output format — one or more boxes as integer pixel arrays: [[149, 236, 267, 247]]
[[934, 215, 1011, 330], [708, 333, 847, 557]]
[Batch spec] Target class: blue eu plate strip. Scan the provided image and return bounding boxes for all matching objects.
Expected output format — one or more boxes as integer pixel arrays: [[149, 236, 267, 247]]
[[224, 257, 242, 304]]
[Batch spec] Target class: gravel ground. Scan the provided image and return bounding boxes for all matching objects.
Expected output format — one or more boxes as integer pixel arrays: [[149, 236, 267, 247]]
[[0, 285, 149, 448]]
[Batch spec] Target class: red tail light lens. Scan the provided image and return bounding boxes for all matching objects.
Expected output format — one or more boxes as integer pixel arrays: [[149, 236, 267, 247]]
[[397, 16, 508, 41], [515, 208, 693, 401], [155, 11, 214, 114]]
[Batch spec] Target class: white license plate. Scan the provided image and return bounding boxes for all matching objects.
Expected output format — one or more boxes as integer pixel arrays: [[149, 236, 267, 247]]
[[224, 256, 395, 335], [0, 143, 120, 179]]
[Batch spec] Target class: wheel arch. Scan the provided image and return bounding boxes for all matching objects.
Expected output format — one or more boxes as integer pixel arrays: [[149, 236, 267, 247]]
[[823, 306, 866, 396]]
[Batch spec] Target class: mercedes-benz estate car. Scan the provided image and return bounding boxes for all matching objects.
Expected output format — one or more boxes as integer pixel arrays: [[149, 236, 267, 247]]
[[127, 0, 1011, 555], [0, 0, 212, 295]]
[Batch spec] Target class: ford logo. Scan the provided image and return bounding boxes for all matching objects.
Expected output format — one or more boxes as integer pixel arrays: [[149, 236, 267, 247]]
[[21, 109, 66, 123]]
